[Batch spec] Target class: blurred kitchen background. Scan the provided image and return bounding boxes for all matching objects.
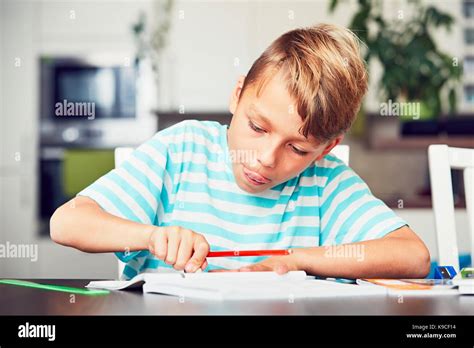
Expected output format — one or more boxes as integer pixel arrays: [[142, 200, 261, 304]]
[[0, 0, 473, 278]]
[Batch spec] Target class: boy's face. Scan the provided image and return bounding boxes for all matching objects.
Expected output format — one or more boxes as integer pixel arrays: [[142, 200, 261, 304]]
[[227, 72, 342, 194]]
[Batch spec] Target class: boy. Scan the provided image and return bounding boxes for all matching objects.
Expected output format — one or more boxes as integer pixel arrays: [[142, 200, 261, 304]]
[[51, 24, 430, 280]]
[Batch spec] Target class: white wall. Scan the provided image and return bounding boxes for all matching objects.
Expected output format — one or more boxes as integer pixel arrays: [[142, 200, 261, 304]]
[[0, 0, 150, 278], [396, 209, 472, 263], [1, 0, 40, 277], [157, 0, 356, 111]]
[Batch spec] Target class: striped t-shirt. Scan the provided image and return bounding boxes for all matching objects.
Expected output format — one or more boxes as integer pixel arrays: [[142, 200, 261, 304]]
[[79, 120, 407, 279]]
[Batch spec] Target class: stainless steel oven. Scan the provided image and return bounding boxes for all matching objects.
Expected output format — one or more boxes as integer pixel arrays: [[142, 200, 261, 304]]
[[38, 55, 157, 236]]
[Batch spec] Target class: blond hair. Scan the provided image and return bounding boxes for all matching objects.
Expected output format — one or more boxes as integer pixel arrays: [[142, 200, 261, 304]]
[[241, 23, 368, 142]]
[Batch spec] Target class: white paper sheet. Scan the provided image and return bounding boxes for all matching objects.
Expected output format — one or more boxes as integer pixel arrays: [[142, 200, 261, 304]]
[[87, 271, 387, 300]]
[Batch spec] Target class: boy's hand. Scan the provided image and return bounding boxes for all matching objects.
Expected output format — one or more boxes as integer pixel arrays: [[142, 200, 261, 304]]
[[147, 226, 210, 272], [210, 255, 301, 274]]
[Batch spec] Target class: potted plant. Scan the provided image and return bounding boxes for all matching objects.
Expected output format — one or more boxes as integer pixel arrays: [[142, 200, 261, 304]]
[[132, 0, 174, 91], [330, 0, 462, 136]]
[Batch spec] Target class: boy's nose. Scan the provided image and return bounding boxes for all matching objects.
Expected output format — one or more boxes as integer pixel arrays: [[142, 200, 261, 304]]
[[257, 146, 277, 169]]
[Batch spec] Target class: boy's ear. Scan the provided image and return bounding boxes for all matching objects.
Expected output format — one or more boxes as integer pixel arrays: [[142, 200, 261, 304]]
[[229, 75, 246, 115], [315, 135, 344, 161]]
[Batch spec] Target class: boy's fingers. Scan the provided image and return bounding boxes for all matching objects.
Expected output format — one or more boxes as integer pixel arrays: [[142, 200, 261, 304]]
[[165, 233, 180, 265], [274, 264, 289, 275], [201, 260, 208, 271], [239, 265, 259, 272], [185, 240, 209, 272], [209, 268, 239, 273], [240, 263, 271, 272], [174, 237, 193, 271], [240, 263, 288, 274], [154, 230, 168, 261]]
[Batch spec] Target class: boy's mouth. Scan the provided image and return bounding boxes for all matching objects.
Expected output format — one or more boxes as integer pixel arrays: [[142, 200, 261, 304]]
[[242, 166, 271, 185]]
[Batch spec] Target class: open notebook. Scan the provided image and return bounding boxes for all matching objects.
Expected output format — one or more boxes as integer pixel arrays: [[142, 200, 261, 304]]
[[86, 271, 387, 301]]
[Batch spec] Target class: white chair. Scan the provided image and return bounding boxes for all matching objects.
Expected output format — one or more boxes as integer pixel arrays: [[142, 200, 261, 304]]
[[428, 145, 474, 272], [331, 144, 350, 165], [115, 147, 134, 278]]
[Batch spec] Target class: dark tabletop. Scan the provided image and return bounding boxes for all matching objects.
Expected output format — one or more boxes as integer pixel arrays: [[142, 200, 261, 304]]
[[1, 279, 474, 315]]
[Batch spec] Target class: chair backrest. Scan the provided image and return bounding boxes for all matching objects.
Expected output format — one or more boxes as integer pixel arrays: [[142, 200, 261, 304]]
[[330, 145, 350, 165], [114, 147, 134, 278], [428, 144, 474, 272], [115, 147, 134, 168]]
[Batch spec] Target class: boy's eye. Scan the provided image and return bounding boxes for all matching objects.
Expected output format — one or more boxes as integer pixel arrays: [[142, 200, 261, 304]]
[[247, 119, 307, 156], [248, 120, 265, 133], [291, 145, 308, 156]]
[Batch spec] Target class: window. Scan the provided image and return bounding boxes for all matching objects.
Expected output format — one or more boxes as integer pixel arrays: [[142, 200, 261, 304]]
[[464, 85, 474, 104], [463, 0, 474, 18], [464, 28, 474, 44]]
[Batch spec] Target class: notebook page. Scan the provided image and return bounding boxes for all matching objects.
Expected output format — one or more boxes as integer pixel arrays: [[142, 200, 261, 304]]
[[86, 272, 183, 290], [143, 276, 387, 300]]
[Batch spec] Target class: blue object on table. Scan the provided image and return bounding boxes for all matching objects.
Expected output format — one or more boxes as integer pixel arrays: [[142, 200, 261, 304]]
[[434, 266, 457, 279], [427, 254, 471, 279]]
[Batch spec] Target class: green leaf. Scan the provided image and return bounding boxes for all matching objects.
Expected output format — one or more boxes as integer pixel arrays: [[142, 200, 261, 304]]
[[328, 0, 339, 13], [425, 6, 454, 29]]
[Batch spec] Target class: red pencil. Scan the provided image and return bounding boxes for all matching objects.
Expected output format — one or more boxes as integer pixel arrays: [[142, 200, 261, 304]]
[[207, 249, 292, 257]]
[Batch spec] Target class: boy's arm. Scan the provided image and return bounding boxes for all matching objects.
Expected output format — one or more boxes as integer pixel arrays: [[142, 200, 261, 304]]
[[294, 226, 431, 278], [231, 226, 431, 279], [50, 196, 154, 253], [51, 196, 210, 272]]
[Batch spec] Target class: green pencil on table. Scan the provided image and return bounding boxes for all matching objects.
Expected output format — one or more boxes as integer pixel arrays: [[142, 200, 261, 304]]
[[0, 279, 109, 296]]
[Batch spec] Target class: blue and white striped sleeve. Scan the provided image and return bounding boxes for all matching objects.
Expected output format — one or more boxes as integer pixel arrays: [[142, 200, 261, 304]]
[[77, 132, 174, 263], [318, 157, 407, 246]]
